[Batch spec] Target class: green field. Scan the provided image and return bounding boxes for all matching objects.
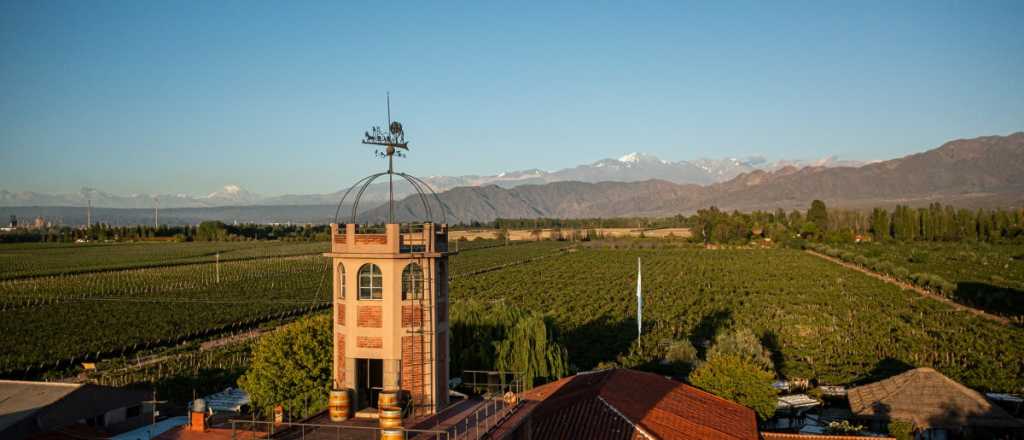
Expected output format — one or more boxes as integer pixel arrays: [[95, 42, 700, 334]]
[[0, 241, 328, 279], [451, 248, 1024, 392], [0, 252, 330, 372], [829, 241, 1024, 321], [3, 239, 1022, 394], [449, 241, 569, 277], [834, 241, 1024, 289]]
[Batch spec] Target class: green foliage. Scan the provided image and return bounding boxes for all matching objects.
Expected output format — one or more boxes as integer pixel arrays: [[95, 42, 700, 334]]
[[827, 420, 865, 434], [664, 339, 698, 367], [689, 353, 778, 420], [887, 419, 915, 440], [452, 248, 1024, 391], [0, 252, 331, 372], [706, 328, 774, 373], [196, 221, 229, 242], [450, 300, 568, 388], [808, 200, 829, 233], [238, 314, 332, 417]]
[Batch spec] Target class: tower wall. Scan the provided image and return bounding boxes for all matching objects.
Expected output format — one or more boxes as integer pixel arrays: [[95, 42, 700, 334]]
[[327, 223, 449, 416]]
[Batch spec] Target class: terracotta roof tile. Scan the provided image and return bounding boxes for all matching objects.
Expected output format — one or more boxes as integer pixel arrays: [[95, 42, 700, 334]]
[[511, 369, 759, 440]]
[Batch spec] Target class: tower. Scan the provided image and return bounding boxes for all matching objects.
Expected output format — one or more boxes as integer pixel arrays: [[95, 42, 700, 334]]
[[327, 100, 450, 419]]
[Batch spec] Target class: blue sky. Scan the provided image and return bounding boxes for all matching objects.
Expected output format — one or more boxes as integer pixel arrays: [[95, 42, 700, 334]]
[[1, 0, 1022, 196]]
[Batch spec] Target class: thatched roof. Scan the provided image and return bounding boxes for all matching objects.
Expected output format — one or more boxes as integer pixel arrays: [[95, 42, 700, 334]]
[[847, 367, 1024, 429]]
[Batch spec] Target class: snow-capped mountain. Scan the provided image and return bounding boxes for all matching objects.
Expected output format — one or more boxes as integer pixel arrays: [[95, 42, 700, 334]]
[[0, 154, 870, 208]]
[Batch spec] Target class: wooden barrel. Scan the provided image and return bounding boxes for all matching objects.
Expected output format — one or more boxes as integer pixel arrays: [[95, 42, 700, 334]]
[[377, 390, 399, 409], [378, 407, 403, 429], [380, 429, 404, 440], [329, 389, 349, 422]]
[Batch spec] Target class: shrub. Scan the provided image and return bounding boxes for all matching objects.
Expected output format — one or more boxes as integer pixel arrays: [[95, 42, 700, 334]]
[[888, 419, 915, 440], [689, 353, 778, 420], [238, 314, 332, 417], [707, 328, 774, 372], [893, 266, 910, 279], [665, 339, 699, 367]]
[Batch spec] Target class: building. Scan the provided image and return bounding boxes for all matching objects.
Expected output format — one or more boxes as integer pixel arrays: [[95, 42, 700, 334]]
[[489, 368, 760, 440], [847, 367, 1024, 438], [327, 221, 450, 417], [0, 380, 152, 440]]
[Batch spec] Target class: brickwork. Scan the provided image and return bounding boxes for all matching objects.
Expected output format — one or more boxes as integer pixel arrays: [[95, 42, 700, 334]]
[[401, 335, 431, 406], [402, 304, 424, 327], [357, 336, 383, 349], [335, 335, 346, 387], [354, 234, 388, 245], [357, 305, 383, 328], [336, 304, 345, 326]]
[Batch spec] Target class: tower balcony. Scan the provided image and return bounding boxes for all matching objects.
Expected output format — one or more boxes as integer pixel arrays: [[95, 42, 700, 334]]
[[329, 223, 449, 255]]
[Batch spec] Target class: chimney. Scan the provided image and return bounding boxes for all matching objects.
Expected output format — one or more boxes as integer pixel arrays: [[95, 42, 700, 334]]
[[189, 399, 207, 432]]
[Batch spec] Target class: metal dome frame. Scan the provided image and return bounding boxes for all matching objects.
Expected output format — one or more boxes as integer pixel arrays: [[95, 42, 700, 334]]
[[332, 171, 448, 225]]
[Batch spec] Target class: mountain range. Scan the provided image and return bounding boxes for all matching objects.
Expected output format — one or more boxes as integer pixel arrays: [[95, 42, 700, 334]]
[[0, 155, 867, 209], [3, 133, 1021, 225], [361, 133, 1024, 223]]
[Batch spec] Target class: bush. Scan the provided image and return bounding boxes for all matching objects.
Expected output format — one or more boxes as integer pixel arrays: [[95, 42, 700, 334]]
[[665, 339, 699, 367], [893, 266, 910, 279], [706, 328, 774, 372], [888, 419, 915, 440], [689, 353, 778, 420], [238, 314, 332, 417]]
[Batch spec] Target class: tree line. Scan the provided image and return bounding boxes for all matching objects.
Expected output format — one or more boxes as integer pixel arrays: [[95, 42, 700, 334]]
[[0, 221, 331, 243]]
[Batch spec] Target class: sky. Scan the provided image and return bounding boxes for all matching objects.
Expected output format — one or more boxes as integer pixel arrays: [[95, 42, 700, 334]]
[[1, 0, 1023, 196]]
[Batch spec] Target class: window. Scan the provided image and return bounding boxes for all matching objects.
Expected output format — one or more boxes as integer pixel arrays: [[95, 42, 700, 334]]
[[402, 263, 424, 300], [358, 264, 383, 300], [338, 264, 346, 299]]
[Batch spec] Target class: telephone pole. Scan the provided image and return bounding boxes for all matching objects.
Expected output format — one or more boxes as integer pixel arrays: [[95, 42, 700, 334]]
[[154, 197, 159, 229]]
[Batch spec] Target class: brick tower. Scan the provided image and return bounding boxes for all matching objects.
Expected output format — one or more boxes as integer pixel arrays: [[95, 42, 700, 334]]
[[328, 103, 450, 418]]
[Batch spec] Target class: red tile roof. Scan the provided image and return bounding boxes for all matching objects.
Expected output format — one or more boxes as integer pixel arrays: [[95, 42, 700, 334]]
[[508, 368, 759, 440]]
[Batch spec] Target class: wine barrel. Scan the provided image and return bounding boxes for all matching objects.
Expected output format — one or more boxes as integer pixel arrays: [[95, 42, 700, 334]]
[[377, 390, 399, 409], [380, 429, 404, 440], [329, 389, 350, 422], [379, 407, 403, 429]]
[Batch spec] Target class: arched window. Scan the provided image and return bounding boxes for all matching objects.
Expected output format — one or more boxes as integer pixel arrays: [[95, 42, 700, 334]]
[[337, 264, 346, 299], [402, 263, 424, 300], [358, 264, 383, 300]]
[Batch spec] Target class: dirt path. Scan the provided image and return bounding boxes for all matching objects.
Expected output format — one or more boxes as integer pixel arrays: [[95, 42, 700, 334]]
[[804, 249, 1011, 326]]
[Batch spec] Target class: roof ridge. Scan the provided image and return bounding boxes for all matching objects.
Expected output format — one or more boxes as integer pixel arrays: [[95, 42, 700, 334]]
[[596, 395, 655, 440], [929, 368, 994, 408]]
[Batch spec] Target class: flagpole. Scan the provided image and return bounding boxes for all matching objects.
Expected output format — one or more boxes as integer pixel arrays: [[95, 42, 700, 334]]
[[637, 257, 642, 338]]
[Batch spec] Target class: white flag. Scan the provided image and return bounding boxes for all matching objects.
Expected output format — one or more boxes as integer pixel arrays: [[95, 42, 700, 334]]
[[636, 257, 642, 337]]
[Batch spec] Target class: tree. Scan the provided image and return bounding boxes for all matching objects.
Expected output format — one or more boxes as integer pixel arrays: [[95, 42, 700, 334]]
[[689, 353, 778, 420], [450, 301, 568, 388], [238, 315, 332, 417], [807, 200, 829, 234], [706, 328, 774, 372], [196, 221, 228, 241], [870, 208, 890, 241], [664, 339, 699, 374]]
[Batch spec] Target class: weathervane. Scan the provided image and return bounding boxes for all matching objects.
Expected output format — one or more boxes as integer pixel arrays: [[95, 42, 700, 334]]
[[361, 93, 409, 223], [362, 92, 408, 172], [334, 93, 447, 226]]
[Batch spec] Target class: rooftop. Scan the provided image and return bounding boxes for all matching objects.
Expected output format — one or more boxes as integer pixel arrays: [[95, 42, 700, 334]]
[[847, 367, 1024, 430], [494, 368, 759, 440]]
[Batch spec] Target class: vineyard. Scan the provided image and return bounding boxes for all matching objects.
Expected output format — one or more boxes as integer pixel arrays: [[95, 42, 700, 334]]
[[0, 241, 329, 279], [832, 241, 1024, 289], [817, 242, 1024, 323], [0, 253, 331, 373], [450, 248, 1024, 392], [449, 241, 570, 277], [3, 238, 1022, 395]]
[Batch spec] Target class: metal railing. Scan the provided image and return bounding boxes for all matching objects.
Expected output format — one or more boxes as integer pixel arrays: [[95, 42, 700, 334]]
[[229, 419, 451, 440]]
